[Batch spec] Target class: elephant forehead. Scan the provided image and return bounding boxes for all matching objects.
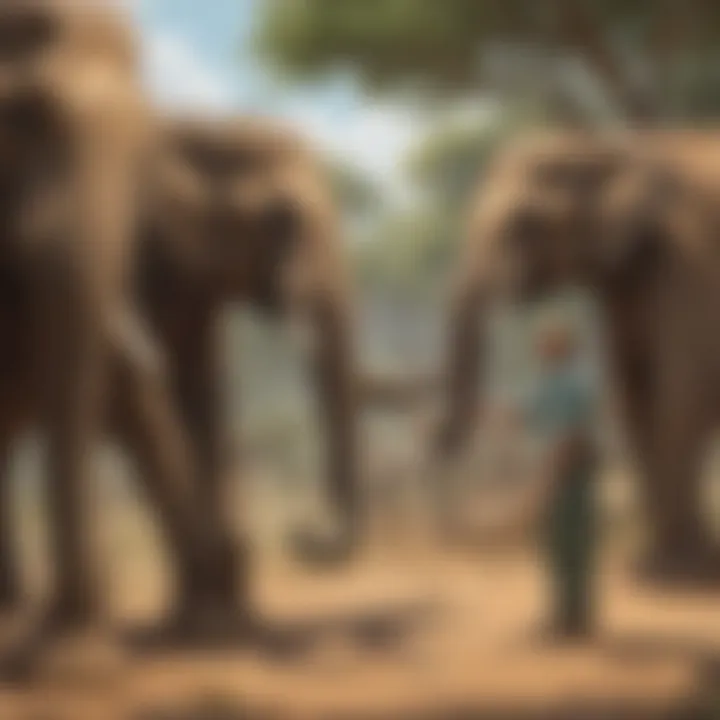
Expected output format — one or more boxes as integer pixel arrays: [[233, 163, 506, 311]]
[[493, 133, 623, 194], [531, 154, 621, 193], [501, 131, 608, 165], [206, 151, 320, 209], [223, 119, 304, 156], [170, 117, 307, 174]]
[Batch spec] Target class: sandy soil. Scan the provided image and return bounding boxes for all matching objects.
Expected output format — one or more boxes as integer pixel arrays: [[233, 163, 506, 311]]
[[1, 545, 719, 720]]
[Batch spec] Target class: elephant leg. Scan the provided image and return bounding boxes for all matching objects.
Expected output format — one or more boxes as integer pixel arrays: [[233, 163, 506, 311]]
[[290, 295, 361, 566], [27, 114, 143, 633], [638, 375, 717, 584], [42, 354, 104, 627], [638, 438, 716, 582], [32, 270, 107, 631], [109, 311, 227, 631], [604, 328, 714, 581], [0, 437, 20, 612], [0, 294, 114, 681], [605, 285, 718, 583], [173, 309, 247, 617]]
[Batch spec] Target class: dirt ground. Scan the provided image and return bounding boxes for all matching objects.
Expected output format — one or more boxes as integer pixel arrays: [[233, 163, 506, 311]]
[[1, 543, 719, 720], [0, 462, 719, 719]]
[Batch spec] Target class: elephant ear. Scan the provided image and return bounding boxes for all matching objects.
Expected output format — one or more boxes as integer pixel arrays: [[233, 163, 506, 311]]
[[593, 162, 677, 284], [143, 143, 210, 271], [152, 150, 207, 225]]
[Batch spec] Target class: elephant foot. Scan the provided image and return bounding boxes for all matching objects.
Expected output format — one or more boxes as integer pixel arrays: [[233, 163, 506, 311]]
[[174, 599, 256, 645], [210, 539, 250, 612], [289, 525, 356, 569], [125, 597, 257, 652], [28, 592, 106, 646], [126, 541, 255, 652], [0, 607, 115, 684], [634, 545, 720, 589]]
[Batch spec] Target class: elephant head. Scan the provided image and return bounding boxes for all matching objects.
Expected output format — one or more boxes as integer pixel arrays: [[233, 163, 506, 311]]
[[145, 117, 360, 565], [0, 0, 145, 242], [433, 132, 683, 456]]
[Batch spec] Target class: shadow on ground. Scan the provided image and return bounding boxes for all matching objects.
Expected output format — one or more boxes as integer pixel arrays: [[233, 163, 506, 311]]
[[122, 596, 443, 661], [134, 696, 718, 720]]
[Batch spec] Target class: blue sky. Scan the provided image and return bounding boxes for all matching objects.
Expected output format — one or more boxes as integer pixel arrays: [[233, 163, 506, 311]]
[[124, 0, 424, 191]]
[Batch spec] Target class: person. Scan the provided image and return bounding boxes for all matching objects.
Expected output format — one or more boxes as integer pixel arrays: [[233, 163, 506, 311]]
[[523, 311, 600, 641]]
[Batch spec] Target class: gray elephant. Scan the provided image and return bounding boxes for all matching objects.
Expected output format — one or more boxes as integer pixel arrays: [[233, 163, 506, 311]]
[[435, 131, 720, 584]]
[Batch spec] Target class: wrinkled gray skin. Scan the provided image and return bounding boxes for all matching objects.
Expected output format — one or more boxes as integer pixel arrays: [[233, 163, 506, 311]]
[[0, 0, 226, 642], [436, 132, 720, 584], [136, 118, 360, 606]]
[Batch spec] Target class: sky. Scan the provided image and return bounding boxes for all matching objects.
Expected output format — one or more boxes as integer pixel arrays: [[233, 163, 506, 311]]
[[125, 0, 424, 194]]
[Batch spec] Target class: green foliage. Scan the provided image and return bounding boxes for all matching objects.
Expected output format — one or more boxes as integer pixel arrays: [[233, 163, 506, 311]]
[[256, 0, 720, 120], [256, 0, 518, 94], [354, 107, 541, 293], [406, 122, 497, 207], [406, 106, 547, 208], [356, 207, 457, 291], [324, 157, 382, 217]]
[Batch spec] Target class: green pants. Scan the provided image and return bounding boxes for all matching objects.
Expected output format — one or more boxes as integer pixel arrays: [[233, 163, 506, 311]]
[[543, 458, 597, 634]]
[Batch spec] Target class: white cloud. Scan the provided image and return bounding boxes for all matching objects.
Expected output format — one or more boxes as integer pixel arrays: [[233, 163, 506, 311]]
[[140, 31, 236, 114], [118, 0, 425, 195], [284, 101, 426, 200]]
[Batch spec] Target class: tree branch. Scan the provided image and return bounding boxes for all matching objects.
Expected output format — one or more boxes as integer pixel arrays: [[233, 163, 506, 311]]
[[647, 0, 709, 118], [553, 0, 656, 123]]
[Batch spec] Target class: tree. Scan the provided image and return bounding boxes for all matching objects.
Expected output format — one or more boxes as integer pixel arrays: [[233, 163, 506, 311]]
[[356, 207, 454, 290], [255, 0, 720, 124], [324, 157, 383, 219], [406, 107, 543, 210], [356, 108, 536, 291], [407, 121, 499, 210]]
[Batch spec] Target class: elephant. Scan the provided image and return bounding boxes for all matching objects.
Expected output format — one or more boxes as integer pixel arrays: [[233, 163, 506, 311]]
[[135, 116, 360, 607], [0, 102, 361, 647], [435, 130, 720, 584], [0, 0, 229, 649]]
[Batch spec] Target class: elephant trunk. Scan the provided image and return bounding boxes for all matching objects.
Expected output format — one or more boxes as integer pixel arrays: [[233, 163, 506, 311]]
[[435, 277, 486, 458], [292, 290, 360, 566]]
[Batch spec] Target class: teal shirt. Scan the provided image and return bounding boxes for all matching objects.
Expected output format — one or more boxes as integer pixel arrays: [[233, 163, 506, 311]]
[[525, 364, 597, 447]]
